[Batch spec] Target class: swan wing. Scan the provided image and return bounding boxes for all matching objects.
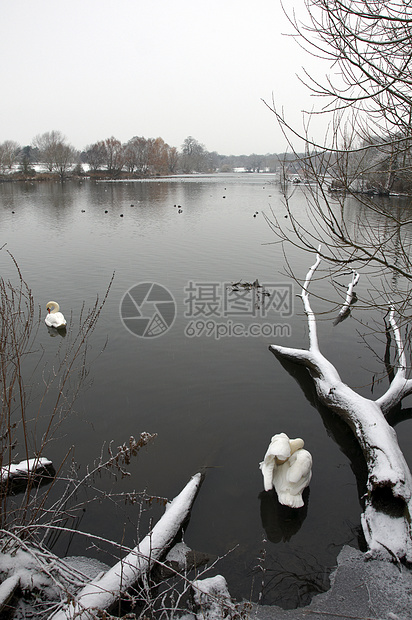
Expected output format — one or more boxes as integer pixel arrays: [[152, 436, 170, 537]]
[[272, 461, 295, 505], [260, 434, 292, 492], [260, 456, 276, 491], [286, 450, 312, 485], [45, 312, 66, 328], [55, 312, 67, 326]]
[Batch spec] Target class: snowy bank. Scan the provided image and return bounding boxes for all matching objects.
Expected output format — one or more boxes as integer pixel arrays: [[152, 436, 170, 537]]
[[247, 545, 412, 620]]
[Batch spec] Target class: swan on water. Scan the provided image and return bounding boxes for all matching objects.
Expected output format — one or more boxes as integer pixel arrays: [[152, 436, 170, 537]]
[[45, 301, 67, 329], [260, 432, 312, 508]]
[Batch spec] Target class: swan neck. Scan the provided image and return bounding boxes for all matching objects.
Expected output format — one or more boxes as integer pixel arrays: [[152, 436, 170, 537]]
[[46, 301, 60, 314]]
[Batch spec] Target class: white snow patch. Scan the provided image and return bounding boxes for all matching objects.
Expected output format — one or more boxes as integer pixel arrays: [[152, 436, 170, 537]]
[[0, 548, 58, 599], [0, 457, 52, 482], [192, 575, 233, 620]]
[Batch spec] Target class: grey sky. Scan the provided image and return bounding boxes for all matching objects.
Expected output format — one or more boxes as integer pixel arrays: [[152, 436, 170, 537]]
[[1, 0, 324, 155]]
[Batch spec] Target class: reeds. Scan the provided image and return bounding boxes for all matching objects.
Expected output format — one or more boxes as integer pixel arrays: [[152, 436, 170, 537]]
[[0, 251, 116, 536]]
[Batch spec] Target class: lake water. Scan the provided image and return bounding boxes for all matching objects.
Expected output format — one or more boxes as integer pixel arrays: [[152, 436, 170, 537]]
[[1, 174, 411, 609]]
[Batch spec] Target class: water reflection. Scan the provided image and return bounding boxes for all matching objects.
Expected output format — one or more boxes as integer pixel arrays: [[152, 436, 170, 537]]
[[257, 545, 330, 609], [46, 325, 67, 338], [260, 488, 309, 543]]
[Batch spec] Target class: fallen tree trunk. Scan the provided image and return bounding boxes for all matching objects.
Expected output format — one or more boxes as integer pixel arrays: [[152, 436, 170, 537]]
[[0, 457, 53, 483], [269, 253, 412, 562], [49, 472, 204, 620]]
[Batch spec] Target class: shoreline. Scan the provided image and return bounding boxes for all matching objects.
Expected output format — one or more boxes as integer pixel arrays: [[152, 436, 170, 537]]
[[249, 546, 412, 620]]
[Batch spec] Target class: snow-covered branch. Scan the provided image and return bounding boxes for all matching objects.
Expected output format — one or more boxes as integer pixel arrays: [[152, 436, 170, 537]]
[[333, 270, 359, 325], [376, 306, 412, 414]]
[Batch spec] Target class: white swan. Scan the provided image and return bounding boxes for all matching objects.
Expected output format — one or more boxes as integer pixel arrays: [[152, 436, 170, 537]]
[[260, 433, 312, 508], [45, 301, 67, 329]]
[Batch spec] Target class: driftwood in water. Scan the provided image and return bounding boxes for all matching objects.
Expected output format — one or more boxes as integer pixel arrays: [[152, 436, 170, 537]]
[[270, 253, 412, 562], [1, 457, 55, 495]]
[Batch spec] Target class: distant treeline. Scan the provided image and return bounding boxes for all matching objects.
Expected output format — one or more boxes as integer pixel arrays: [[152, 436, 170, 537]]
[[0, 131, 303, 180]]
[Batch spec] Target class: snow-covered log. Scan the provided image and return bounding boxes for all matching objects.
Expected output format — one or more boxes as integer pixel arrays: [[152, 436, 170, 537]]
[[0, 574, 20, 614], [0, 457, 54, 492], [1, 457, 53, 482], [269, 252, 412, 562], [49, 472, 203, 620]]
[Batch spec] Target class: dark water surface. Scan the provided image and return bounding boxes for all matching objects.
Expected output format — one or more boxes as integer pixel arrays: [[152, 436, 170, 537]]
[[1, 175, 411, 608]]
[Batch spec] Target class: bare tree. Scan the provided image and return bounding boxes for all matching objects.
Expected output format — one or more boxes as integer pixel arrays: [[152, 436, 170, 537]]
[[103, 136, 124, 175], [260, 0, 412, 573], [32, 130, 63, 172], [84, 140, 107, 172], [264, 0, 412, 316], [32, 131, 76, 178], [54, 142, 78, 180], [168, 145, 179, 174], [0, 140, 20, 173], [283, 0, 412, 137], [271, 0, 412, 191], [148, 137, 171, 175], [180, 136, 208, 173], [123, 136, 151, 175]]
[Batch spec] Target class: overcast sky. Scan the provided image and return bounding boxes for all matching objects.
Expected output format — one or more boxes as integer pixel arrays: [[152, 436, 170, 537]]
[[1, 0, 326, 155]]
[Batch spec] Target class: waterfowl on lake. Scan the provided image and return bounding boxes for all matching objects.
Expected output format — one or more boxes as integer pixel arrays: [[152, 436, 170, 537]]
[[260, 433, 312, 508], [45, 301, 67, 329]]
